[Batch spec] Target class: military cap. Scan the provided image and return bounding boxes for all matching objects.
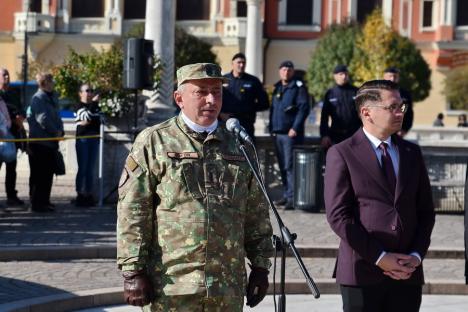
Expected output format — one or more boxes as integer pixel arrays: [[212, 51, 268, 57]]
[[384, 66, 400, 74], [333, 64, 348, 74], [279, 60, 294, 69], [176, 63, 228, 87]]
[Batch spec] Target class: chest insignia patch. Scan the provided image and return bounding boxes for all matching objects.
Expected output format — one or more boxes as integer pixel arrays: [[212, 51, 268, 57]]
[[167, 152, 199, 159], [222, 154, 246, 162]]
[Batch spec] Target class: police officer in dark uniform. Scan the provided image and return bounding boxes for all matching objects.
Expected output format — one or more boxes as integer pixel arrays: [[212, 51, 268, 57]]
[[221, 53, 269, 140], [383, 66, 414, 137], [269, 61, 310, 210], [320, 65, 361, 149]]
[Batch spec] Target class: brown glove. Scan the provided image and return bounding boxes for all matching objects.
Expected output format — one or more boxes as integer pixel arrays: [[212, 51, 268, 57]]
[[246, 266, 269, 307], [122, 270, 155, 306]]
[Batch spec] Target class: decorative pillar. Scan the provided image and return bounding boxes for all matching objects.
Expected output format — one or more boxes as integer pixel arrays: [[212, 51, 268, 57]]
[[382, 0, 393, 26], [245, 0, 263, 79], [144, 0, 175, 123], [348, 0, 357, 21]]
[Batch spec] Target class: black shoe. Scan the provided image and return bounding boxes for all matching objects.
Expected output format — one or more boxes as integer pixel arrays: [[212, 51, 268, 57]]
[[7, 197, 25, 207], [85, 195, 96, 207], [284, 202, 294, 210], [273, 198, 288, 206], [75, 194, 90, 207], [31, 205, 55, 213]]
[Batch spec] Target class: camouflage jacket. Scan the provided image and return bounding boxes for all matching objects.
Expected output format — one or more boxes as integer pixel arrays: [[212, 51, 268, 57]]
[[117, 115, 273, 297]]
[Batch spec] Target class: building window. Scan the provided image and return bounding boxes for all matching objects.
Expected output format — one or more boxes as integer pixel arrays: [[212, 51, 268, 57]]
[[176, 0, 210, 20], [278, 0, 321, 31], [124, 0, 146, 19], [72, 0, 104, 18], [237, 1, 247, 17], [422, 0, 434, 28], [30, 0, 42, 13], [357, 0, 382, 24], [456, 0, 468, 26]]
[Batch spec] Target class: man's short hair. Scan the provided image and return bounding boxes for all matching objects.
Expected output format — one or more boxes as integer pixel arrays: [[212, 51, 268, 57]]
[[355, 80, 399, 113], [36, 73, 53, 88], [232, 52, 246, 61]]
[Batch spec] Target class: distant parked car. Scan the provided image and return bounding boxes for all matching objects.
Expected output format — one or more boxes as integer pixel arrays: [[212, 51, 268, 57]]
[[9, 81, 75, 119]]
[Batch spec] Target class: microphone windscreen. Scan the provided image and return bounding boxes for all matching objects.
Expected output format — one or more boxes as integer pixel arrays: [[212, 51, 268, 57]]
[[226, 118, 240, 132]]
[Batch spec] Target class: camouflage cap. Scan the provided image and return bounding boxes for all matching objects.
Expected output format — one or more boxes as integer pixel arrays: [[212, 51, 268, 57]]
[[176, 63, 228, 87]]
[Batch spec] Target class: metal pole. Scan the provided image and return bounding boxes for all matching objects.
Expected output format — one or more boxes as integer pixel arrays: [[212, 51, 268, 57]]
[[22, 2, 30, 109], [98, 115, 105, 207]]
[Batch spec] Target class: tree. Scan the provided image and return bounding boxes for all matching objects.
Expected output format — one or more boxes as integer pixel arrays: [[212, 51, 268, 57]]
[[52, 45, 136, 117], [307, 9, 431, 102], [350, 8, 394, 84], [443, 65, 468, 110], [306, 23, 361, 100], [351, 8, 431, 101]]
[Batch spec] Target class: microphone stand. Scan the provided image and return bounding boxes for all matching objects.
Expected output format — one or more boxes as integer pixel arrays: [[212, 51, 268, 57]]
[[238, 142, 320, 312]]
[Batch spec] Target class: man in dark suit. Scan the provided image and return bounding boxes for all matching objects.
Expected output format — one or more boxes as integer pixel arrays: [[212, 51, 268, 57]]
[[324, 80, 435, 311]]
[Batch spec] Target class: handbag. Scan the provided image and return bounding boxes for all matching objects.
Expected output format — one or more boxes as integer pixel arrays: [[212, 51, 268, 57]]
[[54, 150, 66, 175], [0, 132, 16, 163]]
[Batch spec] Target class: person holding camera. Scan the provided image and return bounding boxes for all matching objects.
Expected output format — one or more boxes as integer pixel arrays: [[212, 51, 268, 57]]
[[269, 61, 310, 210], [73, 83, 101, 207]]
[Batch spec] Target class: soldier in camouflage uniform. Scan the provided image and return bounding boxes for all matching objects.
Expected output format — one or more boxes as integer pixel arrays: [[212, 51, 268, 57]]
[[117, 63, 274, 311]]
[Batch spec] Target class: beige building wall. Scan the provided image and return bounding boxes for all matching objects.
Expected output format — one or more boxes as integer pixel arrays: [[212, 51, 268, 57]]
[[0, 35, 21, 80], [264, 40, 317, 88]]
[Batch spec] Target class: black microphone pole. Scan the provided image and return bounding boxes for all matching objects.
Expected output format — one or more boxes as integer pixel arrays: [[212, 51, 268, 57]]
[[237, 141, 320, 312]]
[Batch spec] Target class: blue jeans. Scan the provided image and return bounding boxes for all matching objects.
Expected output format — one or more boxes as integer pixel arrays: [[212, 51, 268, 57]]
[[75, 138, 99, 195], [274, 134, 304, 201]]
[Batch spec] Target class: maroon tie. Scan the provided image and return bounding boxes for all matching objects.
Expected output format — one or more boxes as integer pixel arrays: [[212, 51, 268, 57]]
[[379, 142, 396, 192]]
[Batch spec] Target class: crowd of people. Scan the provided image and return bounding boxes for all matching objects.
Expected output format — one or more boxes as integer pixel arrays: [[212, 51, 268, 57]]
[[0, 68, 100, 213], [0, 54, 464, 311]]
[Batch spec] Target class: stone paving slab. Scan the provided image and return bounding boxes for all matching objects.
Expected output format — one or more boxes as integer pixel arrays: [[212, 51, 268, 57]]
[[0, 257, 465, 305], [75, 295, 468, 312]]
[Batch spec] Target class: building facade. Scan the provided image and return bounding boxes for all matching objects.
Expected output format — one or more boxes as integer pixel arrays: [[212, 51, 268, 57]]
[[0, 0, 467, 125]]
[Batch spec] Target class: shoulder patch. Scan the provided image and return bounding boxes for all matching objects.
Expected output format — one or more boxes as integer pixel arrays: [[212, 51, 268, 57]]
[[126, 156, 139, 172], [167, 152, 199, 159], [222, 154, 246, 162], [296, 80, 303, 87]]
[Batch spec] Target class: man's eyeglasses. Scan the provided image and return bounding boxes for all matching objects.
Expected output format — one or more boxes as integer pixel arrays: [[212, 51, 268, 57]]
[[82, 89, 93, 93], [368, 102, 408, 113], [191, 88, 222, 99]]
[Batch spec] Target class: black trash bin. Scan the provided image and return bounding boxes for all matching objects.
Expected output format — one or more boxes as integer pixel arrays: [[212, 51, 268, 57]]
[[293, 145, 324, 212]]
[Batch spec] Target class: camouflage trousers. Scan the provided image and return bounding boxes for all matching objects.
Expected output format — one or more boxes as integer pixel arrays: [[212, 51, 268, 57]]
[[142, 294, 244, 312]]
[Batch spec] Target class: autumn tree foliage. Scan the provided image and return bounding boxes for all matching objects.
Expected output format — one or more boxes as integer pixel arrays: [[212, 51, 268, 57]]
[[443, 65, 468, 110], [308, 8, 431, 102]]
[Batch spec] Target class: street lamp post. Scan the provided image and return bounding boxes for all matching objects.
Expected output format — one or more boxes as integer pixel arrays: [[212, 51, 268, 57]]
[[22, 1, 30, 109]]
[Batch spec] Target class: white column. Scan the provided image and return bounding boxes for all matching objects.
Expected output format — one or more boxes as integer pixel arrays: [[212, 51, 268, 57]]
[[145, 0, 175, 113], [245, 0, 263, 79], [348, 0, 357, 21], [42, 0, 50, 14], [58, 0, 70, 32], [382, 0, 393, 26], [444, 0, 455, 26]]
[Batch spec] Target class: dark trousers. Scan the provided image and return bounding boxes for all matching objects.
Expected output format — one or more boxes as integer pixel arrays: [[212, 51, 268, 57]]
[[28, 144, 56, 209], [0, 158, 18, 198], [340, 281, 422, 312], [274, 134, 303, 201], [75, 138, 99, 195]]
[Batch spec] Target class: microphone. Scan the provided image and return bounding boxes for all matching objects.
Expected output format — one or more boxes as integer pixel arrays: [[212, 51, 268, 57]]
[[226, 118, 254, 145]]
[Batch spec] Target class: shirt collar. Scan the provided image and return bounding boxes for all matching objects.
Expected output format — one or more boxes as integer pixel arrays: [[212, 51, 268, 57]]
[[181, 112, 218, 134], [362, 128, 393, 150]]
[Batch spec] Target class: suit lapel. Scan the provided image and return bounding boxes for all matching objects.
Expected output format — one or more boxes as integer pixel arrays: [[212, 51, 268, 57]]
[[394, 135, 410, 203], [350, 129, 394, 200]]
